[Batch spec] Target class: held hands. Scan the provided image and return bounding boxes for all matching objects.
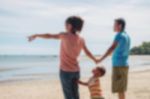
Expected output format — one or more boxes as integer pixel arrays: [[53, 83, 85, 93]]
[[28, 34, 37, 42], [94, 58, 103, 64]]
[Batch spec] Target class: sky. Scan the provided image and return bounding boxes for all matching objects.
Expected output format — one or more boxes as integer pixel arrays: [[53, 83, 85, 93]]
[[0, 0, 150, 55]]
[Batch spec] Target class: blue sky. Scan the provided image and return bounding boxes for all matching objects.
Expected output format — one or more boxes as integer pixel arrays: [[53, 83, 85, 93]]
[[0, 0, 150, 55]]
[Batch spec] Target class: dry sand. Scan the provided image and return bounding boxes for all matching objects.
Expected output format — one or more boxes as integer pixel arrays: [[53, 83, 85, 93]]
[[0, 70, 150, 99]]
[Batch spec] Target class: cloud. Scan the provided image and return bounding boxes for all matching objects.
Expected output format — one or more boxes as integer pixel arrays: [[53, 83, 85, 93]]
[[0, 0, 150, 55], [0, 0, 89, 17]]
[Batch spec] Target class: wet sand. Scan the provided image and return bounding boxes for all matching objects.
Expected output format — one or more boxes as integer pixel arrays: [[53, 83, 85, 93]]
[[0, 69, 150, 99]]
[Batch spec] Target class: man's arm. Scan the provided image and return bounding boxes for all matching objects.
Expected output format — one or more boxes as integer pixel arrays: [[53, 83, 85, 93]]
[[77, 80, 89, 86], [28, 33, 62, 42], [83, 41, 97, 63], [97, 42, 118, 63]]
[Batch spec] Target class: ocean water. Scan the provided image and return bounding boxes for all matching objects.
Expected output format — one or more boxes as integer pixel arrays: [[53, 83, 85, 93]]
[[0, 55, 150, 82]]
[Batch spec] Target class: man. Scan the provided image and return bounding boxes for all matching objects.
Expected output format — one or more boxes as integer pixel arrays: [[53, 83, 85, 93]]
[[97, 18, 131, 99]]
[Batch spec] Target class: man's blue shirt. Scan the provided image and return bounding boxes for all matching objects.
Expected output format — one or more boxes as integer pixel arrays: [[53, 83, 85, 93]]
[[112, 32, 131, 67]]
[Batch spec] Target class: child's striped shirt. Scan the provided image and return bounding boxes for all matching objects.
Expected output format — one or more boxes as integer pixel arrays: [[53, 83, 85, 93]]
[[88, 77, 103, 98]]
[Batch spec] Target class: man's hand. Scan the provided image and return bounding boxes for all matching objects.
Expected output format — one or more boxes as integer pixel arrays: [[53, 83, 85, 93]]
[[28, 35, 37, 42]]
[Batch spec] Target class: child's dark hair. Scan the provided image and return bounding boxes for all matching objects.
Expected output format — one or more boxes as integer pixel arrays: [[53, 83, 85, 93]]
[[115, 18, 126, 32], [66, 16, 84, 34], [97, 67, 106, 77]]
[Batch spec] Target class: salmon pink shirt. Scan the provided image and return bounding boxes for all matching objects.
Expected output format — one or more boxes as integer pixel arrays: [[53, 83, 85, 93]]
[[60, 33, 84, 72]]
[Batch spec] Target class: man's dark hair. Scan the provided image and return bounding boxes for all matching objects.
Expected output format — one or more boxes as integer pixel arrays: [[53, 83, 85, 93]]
[[66, 16, 84, 34], [115, 18, 126, 32], [97, 67, 106, 77]]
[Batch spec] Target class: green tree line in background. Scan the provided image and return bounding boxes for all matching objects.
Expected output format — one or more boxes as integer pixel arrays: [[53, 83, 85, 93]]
[[130, 42, 150, 55]]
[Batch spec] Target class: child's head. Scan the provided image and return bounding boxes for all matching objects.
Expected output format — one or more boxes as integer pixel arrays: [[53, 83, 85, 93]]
[[114, 18, 126, 32], [65, 16, 84, 34], [92, 67, 106, 77]]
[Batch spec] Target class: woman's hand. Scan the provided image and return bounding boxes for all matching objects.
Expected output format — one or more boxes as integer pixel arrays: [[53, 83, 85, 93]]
[[28, 34, 37, 42]]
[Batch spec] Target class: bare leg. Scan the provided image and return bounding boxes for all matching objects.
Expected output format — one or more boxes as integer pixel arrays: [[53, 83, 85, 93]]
[[118, 92, 125, 99]]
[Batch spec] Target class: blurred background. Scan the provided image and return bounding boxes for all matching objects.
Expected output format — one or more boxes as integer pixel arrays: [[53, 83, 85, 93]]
[[0, 1, 150, 99], [0, 0, 150, 81]]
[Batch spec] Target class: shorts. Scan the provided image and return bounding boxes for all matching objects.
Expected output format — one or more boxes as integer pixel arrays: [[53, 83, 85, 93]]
[[112, 66, 129, 93]]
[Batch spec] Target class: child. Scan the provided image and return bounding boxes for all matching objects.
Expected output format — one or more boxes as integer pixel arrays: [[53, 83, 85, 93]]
[[77, 67, 105, 99], [28, 16, 97, 99]]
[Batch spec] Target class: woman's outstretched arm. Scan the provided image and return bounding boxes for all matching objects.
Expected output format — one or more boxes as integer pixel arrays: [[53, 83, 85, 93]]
[[28, 33, 62, 42]]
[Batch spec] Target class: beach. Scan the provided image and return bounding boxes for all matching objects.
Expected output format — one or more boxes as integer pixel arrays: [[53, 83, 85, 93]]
[[0, 55, 150, 99], [0, 69, 150, 99]]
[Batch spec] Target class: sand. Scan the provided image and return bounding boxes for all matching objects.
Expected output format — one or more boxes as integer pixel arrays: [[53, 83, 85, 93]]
[[0, 70, 150, 99]]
